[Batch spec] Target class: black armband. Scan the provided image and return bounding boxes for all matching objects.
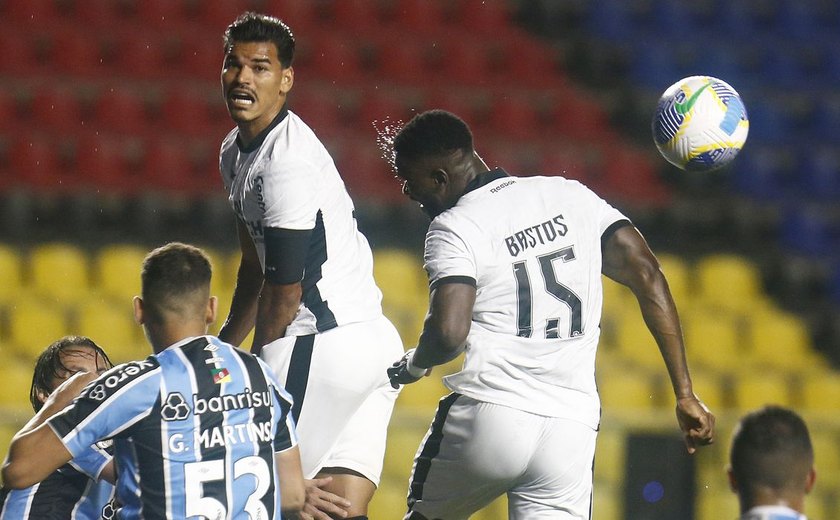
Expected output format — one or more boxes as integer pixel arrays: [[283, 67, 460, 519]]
[[263, 227, 312, 285]]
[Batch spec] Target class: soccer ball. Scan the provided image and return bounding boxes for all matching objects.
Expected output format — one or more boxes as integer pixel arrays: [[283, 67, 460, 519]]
[[652, 75, 749, 172]]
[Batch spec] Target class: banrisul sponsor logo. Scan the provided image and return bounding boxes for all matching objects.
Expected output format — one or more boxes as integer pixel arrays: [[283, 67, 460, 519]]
[[193, 389, 272, 415]]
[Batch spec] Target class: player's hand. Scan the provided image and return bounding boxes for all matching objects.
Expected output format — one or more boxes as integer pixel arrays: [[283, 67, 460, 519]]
[[387, 349, 430, 389], [300, 476, 351, 519], [46, 371, 100, 410], [675, 395, 715, 454]]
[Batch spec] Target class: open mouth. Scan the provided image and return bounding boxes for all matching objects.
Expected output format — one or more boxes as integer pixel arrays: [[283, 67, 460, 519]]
[[228, 90, 255, 108]]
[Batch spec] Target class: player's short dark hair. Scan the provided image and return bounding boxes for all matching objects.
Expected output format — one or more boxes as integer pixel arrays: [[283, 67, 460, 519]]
[[141, 242, 212, 322], [224, 11, 295, 68], [393, 109, 474, 165], [730, 405, 813, 497], [30, 336, 112, 413]]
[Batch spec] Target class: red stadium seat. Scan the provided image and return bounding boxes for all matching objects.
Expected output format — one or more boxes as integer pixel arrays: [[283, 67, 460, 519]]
[[308, 34, 365, 82], [0, 29, 46, 75], [133, 0, 190, 28], [487, 95, 542, 139], [141, 137, 199, 193], [73, 134, 135, 192], [392, 0, 446, 31], [92, 89, 151, 136], [7, 135, 64, 190], [176, 30, 225, 82], [2, 0, 60, 26], [355, 89, 415, 129], [195, 0, 254, 32], [497, 34, 567, 88], [28, 86, 86, 133], [333, 139, 404, 204], [372, 32, 432, 84], [453, 0, 513, 35], [261, 0, 318, 30], [46, 29, 106, 76], [328, 0, 383, 30], [115, 34, 173, 79], [157, 89, 215, 136], [287, 88, 345, 137], [435, 35, 497, 86], [70, 0, 127, 28]]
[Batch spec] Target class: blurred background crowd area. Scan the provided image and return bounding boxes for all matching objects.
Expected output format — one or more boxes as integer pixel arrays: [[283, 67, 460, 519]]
[[1, 0, 839, 518]]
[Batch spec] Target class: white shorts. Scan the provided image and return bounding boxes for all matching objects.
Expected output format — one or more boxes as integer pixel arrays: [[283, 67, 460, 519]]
[[261, 315, 404, 485], [406, 394, 597, 520]]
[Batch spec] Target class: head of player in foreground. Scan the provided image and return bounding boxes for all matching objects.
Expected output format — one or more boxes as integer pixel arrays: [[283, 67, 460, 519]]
[[30, 335, 112, 411], [393, 109, 487, 219], [221, 11, 295, 145], [728, 405, 816, 515], [133, 242, 218, 353]]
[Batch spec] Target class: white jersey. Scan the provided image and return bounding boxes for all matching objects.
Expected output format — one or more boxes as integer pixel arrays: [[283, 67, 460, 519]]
[[220, 107, 383, 336], [425, 169, 629, 428], [740, 505, 807, 520]]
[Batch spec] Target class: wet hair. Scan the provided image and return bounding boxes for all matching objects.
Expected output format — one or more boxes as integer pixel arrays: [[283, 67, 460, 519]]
[[730, 405, 813, 497], [141, 242, 212, 323], [224, 11, 295, 68], [30, 336, 112, 412], [393, 109, 474, 165]]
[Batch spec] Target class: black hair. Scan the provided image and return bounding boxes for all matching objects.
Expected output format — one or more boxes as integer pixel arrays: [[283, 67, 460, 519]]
[[393, 109, 474, 164], [141, 242, 212, 322], [730, 405, 813, 496], [224, 11, 295, 68], [30, 336, 112, 412]]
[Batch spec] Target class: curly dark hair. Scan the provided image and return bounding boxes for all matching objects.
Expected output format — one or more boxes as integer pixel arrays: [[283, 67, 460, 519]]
[[393, 109, 474, 165], [30, 336, 112, 412]]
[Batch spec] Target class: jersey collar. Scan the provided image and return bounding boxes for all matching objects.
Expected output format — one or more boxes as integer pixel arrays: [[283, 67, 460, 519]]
[[236, 104, 289, 153], [463, 168, 510, 195]]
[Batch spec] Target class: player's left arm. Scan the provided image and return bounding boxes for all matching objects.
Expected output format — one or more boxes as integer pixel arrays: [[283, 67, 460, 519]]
[[602, 224, 715, 453], [275, 446, 306, 518], [389, 280, 476, 387], [251, 227, 311, 354], [1, 371, 98, 488]]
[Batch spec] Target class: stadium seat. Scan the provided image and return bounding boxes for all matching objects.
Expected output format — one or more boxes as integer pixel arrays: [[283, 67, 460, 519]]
[[695, 488, 739, 520], [7, 296, 70, 360], [800, 371, 840, 411], [472, 495, 508, 520], [0, 357, 34, 408], [597, 365, 659, 410], [28, 86, 85, 133], [729, 145, 789, 200], [354, 89, 415, 129], [76, 298, 142, 363], [287, 88, 345, 137], [453, 0, 513, 36], [157, 88, 216, 137], [141, 137, 197, 192], [593, 429, 625, 485], [694, 254, 764, 313], [372, 248, 427, 308], [260, 0, 317, 30], [392, 0, 446, 31], [28, 242, 91, 306], [382, 423, 424, 480], [656, 253, 691, 308], [46, 28, 106, 76], [372, 33, 431, 84], [395, 376, 450, 413], [115, 34, 173, 80], [368, 480, 408, 519], [95, 244, 146, 304], [308, 34, 365, 83], [798, 147, 840, 201], [681, 305, 745, 374], [1, 0, 60, 25], [133, 0, 190, 28], [6, 135, 63, 189], [70, 0, 126, 28], [612, 311, 664, 371], [810, 431, 840, 487], [591, 482, 621, 520], [731, 371, 792, 410], [688, 369, 727, 412], [0, 244, 24, 305], [73, 134, 134, 191], [435, 35, 497, 86], [746, 307, 824, 372], [328, 0, 383, 31], [487, 95, 542, 140], [91, 89, 151, 136], [194, 0, 253, 31], [780, 205, 838, 258]]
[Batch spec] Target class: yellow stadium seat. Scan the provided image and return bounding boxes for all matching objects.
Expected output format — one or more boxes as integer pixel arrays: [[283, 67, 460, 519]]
[[368, 479, 408, 519], [657, 253, 692, 308], [746, 307, 825, 372], [472, 495, 507, 520], [694, 254, 765, 313], [28, 242, 91, 306], [76, 298, 144, 363], [695, 488, 738, 520], [395, 375, 451, 413], [597, 366, 659, 410], [0, 357, 36, 408], [594, 429, 626, 485], [94, 243, 146, 304], [373, 248, 427, 308], [0, 243, 24, 305], [686, 369, 727, 414], [383, 424, 425, 481], [202, 247, 233, 298], [7, 296, 70, 360], [591, 482, 622, 520], [613, 311, 663, 371], [800, 371, 840, 411], [681, 306, 745, 374], [811, 431, 840, 487], [731, 371, 792, 411]]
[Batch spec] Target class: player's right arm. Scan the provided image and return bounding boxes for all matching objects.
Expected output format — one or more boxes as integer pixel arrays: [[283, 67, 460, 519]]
[[275, 446, 305, 517], [602, 224, 715, 453], [219, 218, 264, 347]]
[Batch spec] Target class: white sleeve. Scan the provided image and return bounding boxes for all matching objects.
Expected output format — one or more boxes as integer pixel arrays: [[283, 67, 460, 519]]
[[423, 216, 477, 288], [261, 157, 318, 231]]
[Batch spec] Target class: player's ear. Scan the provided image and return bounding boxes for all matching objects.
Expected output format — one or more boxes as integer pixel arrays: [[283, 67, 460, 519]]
[[206, 296, 218, 326], [133, 296, 145, 325], [280, 66, 294, 95], [432, 168, 447, 187], [805, 467, 817, 494], [726, 466, 738, 492]]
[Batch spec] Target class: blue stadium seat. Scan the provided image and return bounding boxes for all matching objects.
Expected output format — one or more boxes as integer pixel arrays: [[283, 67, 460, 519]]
[[797, 147, 840, 201], [729, 145, 789, 200], [586, 0, 635, 42], [779, 205, 839, 258]]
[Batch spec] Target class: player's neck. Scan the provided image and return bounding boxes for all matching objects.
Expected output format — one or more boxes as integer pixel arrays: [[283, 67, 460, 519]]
[[145, 322, 209, 354], [741, 491, 806, 517]]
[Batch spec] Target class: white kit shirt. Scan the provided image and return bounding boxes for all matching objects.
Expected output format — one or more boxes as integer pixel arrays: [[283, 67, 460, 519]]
[[220, 107, 383, 336], [425, 169, 629, 428]]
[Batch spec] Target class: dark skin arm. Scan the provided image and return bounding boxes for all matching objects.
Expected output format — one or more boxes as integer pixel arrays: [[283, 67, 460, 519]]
[[411, 282, 477, 370], [602, 224, 715, 453], [252, 281, 302, 355], [219, 219, 264, 348]]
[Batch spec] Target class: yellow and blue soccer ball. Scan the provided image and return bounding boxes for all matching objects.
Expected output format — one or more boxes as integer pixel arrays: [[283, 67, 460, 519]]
[[652, 75, 749, 172]]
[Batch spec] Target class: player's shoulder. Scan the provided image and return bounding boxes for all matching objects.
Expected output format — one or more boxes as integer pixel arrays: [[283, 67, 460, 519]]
[[220, 126, 239, 154]]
